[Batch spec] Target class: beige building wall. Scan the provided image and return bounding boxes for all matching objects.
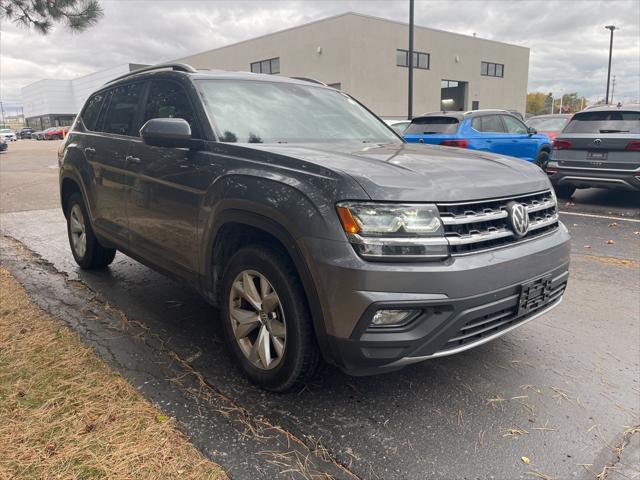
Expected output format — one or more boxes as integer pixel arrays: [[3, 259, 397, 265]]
[[177, 13, 529, 118]]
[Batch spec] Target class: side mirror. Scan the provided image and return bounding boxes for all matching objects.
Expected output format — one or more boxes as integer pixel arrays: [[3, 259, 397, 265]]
[[140, 118, 196, 149], [527, 127, 537, 135]]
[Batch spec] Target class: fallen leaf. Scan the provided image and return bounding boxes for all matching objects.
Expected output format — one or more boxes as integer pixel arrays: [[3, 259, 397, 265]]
[[608, 222, 618, 227], [583, 245, 591, 249], [156, 414, 169, 423], [606, 240, 615, 245], [521, 456, 531, 464]]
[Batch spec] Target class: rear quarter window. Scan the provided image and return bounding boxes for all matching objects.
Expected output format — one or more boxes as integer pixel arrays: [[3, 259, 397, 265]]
[[405, 117, 459, 135], [564, 111, 640, 134]]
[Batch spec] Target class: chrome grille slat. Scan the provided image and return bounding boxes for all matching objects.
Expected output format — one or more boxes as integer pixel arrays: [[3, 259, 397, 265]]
[[437, 190, 559, 255]]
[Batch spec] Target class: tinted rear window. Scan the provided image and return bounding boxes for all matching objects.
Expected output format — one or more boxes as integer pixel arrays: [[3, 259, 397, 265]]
[[564, 111, 640, 134], [82, 93, 106, 131], [405, 117, 459, 134]]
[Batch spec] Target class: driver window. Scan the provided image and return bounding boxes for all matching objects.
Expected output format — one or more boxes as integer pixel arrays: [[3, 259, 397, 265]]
[[143, 80, 199, 137], [502, 115, 528, 134]]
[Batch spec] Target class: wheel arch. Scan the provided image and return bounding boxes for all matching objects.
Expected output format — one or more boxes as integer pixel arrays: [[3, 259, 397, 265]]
[[204, 209, 335, 364]]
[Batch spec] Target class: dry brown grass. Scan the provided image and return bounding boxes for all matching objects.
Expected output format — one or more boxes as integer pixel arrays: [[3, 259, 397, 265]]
[[0, 267, 227, 480]]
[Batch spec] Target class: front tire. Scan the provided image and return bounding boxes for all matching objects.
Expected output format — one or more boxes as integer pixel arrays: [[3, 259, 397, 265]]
[[65, 192, 116, 269], [534, 150, 550, 170], [220, 245, 320, 392]]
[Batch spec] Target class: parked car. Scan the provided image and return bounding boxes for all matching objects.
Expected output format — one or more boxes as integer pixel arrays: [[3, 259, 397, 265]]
[[526, 114, 571, 141], [16, 127, 35, 139], [0, 137, 7, 152], [44, 126, 69, 140], [508, 110, 525, 121], [404, 110, 552, 168], [383, 118, 411, 135], [547, 104, 640, 198], [59, 64, 570, 391], [0, 128, 17, 141], [32, 130, 46, 140]]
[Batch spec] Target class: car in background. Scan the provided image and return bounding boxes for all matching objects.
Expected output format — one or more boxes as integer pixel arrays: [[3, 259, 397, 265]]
[[44, 126, 69, 140], [16, 127, 35, 139], [508, 110, 525, 121], [404, 110, 552, 168], [0, 137, 7, 152], [547, 104, 640, 198], [383, 119, 411, 135], [32, 130, 46, 140], [526, 114, 571, 141], [0, 128, 17, 142]]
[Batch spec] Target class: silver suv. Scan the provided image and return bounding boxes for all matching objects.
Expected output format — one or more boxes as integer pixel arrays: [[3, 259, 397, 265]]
[[59, 64, 570, 391]]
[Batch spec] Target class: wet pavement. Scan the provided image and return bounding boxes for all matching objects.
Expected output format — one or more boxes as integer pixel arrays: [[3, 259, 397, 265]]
[[1, 141, 639, 479]]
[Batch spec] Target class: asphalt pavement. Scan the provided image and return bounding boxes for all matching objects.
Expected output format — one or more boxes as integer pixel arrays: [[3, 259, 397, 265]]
[[1, 141, 638, 479]]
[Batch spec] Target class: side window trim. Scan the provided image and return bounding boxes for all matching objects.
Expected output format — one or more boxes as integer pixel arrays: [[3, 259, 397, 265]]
[[80, 89, 109, 133]]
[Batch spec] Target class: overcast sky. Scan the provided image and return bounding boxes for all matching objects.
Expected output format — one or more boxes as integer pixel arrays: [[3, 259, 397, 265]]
[[1, 0, 639, 114]]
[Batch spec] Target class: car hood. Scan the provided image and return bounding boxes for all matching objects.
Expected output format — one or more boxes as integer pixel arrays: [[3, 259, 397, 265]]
[[251, 142, 551, 202]]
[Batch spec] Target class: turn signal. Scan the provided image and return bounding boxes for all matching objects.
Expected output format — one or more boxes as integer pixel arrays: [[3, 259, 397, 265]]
[[337, 206, 361, 234]]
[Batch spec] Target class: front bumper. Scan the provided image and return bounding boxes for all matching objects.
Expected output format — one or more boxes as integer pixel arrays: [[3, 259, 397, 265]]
[[301, 225, 571, 374]]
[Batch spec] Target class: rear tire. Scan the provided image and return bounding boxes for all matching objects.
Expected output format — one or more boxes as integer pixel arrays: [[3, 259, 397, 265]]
[[554, 185, 576, 199], [534, 150, 550, 170], [220, 245, 321, 392], [65, 192, 116, 269]]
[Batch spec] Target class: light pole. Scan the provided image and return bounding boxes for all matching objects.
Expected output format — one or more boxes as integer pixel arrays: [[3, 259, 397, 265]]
[[604, 25, 617, 104], [407, 0, 414, 120]]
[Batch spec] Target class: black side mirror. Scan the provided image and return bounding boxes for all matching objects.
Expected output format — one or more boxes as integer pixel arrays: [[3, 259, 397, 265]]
[[140, 118, 198, 149], [527, 126, 537, 135]]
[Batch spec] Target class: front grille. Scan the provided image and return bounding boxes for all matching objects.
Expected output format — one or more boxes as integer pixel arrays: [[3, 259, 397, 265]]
[[437, 190, 559, 255], [444, 281, 566, 349]]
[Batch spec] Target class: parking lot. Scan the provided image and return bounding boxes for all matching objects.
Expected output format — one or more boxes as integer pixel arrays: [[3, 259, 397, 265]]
[[1, 140, 638, 479]]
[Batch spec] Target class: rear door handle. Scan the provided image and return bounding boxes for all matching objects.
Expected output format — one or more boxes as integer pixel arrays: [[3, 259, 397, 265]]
[[126, 155, 141, 165]]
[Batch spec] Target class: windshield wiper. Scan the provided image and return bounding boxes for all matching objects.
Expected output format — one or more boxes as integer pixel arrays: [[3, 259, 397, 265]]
[[599, 129, 629, 133]]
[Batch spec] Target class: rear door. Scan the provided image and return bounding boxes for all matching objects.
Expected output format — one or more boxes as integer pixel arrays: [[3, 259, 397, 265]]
[[124, 78, 205, 276], [553, 110, 640, 170], [470, 114, 511, 155]]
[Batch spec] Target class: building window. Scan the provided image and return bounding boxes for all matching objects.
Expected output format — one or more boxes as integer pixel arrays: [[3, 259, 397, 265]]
[[397, 49, 430, 69], [481, 61, 504, 77], [250, 57, 280, 75]]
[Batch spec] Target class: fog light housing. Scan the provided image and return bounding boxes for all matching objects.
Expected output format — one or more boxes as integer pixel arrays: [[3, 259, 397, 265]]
[[370, 309, 419, 328]]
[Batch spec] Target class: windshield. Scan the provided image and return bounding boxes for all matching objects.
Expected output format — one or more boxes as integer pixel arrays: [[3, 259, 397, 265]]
[[197, 80, 399, 143], [563, 111, 640, 134], [405, 117, 460, 135], [526, 116, 569, 131]]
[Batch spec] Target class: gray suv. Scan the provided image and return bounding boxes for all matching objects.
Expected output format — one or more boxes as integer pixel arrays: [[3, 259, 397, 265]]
[[548, 104, 640, 197], [59, 64, 570, 391]]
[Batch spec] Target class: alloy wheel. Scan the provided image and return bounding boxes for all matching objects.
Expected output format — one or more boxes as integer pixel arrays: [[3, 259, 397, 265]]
[[229, 269, 287, 370], [69, 204, 87, 258]]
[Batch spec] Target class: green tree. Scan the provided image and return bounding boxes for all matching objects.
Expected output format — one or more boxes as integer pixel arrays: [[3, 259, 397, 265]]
[[526, 92, 547, 115], [0, 0, 102, 34]]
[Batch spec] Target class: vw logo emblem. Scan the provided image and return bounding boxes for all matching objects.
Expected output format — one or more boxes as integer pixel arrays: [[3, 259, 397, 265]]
[[507, 201, 529, 238], [593, 138, 602, 145]]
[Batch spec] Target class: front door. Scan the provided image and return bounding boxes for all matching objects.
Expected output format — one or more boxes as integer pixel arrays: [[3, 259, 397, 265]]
[[125, 79, 205, 276], [501, 114, 538, 161]]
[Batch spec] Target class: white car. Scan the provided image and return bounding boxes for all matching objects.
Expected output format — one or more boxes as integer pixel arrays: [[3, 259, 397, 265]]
[[383, 119, 411, 135], [0, 129, 17, 141]]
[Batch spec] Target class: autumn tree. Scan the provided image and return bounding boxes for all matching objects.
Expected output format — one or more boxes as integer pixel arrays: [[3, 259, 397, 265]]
[[0, 0, 102, 34]]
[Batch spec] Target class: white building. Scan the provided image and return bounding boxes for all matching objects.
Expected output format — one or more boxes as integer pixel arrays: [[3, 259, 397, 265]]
[[22, 63, 147, 129]]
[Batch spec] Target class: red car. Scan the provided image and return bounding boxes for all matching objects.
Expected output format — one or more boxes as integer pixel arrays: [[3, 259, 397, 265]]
[[44, 126, 69, 140], [525, 114, 572, 141]]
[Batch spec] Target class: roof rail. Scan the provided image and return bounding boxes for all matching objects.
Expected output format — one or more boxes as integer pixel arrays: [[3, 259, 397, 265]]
[[105, 63, 197, 85], [289, 76, 328, 86]]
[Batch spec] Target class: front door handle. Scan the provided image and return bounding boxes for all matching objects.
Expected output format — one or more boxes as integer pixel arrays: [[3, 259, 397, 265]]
[[126, 155, 141, 165], [84, 147, 95, 155]]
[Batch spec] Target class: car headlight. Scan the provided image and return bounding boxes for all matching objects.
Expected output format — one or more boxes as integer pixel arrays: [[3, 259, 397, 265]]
[[336, 202, 449, 261]]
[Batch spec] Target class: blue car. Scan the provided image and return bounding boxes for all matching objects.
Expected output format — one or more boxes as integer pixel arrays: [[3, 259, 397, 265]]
[[404, 110, 552, 167]]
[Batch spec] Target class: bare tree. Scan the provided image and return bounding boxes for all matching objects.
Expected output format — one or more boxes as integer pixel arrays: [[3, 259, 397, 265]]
[[0, 0, 102, 34]]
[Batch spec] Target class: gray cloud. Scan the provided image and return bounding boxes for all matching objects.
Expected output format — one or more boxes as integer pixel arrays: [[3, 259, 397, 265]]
[[1, 0, 638, 114]]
